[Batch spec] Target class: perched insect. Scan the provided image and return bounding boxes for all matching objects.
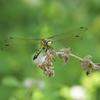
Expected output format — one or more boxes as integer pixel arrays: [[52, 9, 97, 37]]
[[1, 27, 88, 60]]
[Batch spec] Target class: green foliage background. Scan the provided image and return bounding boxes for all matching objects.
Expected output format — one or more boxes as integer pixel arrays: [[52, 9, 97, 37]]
[[0, 0, 100, 100]]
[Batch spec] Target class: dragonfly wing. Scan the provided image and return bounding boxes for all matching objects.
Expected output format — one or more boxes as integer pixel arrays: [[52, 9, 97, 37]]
[[48, 27, 88, 49], [1, 43, 40, 53], [1, 37, 41, 53], [5, 37, 41, 44]]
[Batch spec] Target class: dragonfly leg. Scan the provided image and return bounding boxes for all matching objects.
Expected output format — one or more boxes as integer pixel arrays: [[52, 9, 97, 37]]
[[45, 47, 53, 53], [50, 47, 53, 50], [45, 48, 47, 53]]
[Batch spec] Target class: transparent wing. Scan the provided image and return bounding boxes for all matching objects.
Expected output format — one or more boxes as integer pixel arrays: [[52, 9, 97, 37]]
[[48, 27, 88, 49], [1, 37, 41, 53], [1, 43, 40, 53], [5, 37, 41, 44]]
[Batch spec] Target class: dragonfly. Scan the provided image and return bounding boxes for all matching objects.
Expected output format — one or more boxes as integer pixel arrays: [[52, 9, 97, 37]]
[[1, 27, 88, 60]]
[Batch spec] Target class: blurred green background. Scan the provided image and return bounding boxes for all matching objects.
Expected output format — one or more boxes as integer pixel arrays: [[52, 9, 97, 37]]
[[0, 0, 100, 100]]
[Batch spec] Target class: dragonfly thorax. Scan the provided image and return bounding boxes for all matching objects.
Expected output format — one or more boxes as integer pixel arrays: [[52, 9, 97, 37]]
[[41, 39, 53, 49]]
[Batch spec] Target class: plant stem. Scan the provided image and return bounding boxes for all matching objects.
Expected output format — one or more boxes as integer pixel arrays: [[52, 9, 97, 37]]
[[69, 53, 83, 62]]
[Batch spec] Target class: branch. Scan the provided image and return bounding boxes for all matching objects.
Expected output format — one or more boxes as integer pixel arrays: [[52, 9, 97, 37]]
[[36, 47, 100, 77]]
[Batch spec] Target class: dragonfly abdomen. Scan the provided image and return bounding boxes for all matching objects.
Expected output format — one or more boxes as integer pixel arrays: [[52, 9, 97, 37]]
[[33, 48, 43, 60]]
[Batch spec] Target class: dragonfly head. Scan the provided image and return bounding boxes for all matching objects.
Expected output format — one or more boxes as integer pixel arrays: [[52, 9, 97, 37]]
[[46, 39, 53, 47]]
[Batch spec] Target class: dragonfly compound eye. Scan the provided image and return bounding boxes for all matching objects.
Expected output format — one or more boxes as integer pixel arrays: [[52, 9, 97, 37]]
[[46, 39, 53, 46], [47, 41, 52, 46]]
